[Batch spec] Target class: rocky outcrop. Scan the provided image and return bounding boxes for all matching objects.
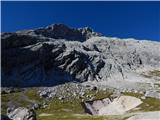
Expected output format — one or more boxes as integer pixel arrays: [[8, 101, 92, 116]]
[[1, 24, 160, 87], [7, 107, 36, 120], [84, 98, 111, 115], [145, 91, 160, 99], [84, 95, 142, 116]]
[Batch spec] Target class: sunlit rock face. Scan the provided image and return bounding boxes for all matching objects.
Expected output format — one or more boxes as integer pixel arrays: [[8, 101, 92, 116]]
[[1, 24, 160, 87], [84, 95, 142, 115]]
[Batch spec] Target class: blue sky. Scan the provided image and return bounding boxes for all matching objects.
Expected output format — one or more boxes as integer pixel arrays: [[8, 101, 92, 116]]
[[1, 1, 160, 41]]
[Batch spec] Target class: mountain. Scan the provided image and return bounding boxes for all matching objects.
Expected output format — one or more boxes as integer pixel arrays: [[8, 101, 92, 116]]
[[1, 24, 160, 90]]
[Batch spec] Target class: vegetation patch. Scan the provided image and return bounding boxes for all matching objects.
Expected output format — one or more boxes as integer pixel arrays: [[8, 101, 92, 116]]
[[122, 92, 143, 98], [139, 97, 160, 111], [2, 88, 160, 120], [1, 88, 42, 116], [85, 89, 113, 100]]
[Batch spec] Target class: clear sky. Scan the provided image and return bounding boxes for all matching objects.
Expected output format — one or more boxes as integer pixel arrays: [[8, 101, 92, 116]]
[[1, 1, 160, 41]]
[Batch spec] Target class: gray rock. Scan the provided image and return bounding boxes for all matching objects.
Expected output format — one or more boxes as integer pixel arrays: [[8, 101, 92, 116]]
[[32, 103, 41, 110], [80, 92, 85, 96], [145, 91, 160, 99], [1, 24, 160, 88], [141, 96, 146, 100], [34, 24, 102, 42], [58, 96, 64, 100], [110, 91, 121, 100], [84, 95, 142, 116], [39, 91, 49, 98], [7, 107, 36, 120], [134, 90, 138, 93], [91, 86, 97, 91], [41, 101, 48, 109], [7, 107, 16, 115], [139, 91, 144, 94], [102, 98, 111, 105]]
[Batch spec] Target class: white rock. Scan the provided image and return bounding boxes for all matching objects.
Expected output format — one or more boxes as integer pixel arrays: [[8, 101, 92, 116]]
[[84, 95, 142, 116], [141, 96, 146, 100], [98, 96, 142, 115], [145, 91, 160, 99], [7, 107, 36, 120]]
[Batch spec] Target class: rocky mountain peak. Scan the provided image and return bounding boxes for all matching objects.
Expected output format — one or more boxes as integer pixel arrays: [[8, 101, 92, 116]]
[[1, 24, 160, 87], [33, 23, 102, 41]]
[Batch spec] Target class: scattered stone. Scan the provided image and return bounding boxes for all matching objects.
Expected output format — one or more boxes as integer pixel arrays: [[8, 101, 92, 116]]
[[102, 88, 107, 91], [141, 96, 146, 100], [85, 85, 91, 88], [80, 92, 85, 96], [110, 91, 121, 100], [139, 91, 144, 94], [91, 86, 97, 91], [39, 91, 49, 98], [86, 95, 89, 98], [134, 90, 138, 93], [32, 103, 41, 110], [58, 96, 64, 100], [73, 92, 77, 96], [7, 107, 16, 115], [81, 99, 84, 102], [89, 97, 95, 101]]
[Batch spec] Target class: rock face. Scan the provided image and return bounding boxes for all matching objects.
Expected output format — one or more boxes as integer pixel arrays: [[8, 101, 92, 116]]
[[84, 95, 142, 115], [34, 24, 102, 42], [84, 98, 111, 115], [7, 107, 36, 120], [1, 24, 160, 87], [145, 91, 160, 99]]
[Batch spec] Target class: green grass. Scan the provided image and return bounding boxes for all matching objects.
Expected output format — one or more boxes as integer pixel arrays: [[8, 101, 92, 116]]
[[1, 88, 42, 115], [85, 89, 113, 100], [2, 88, 160, 120], [36, 90, 114, 120], [122, 92, 160, 112], [1, 88, 115, 120], [25, 88, 42, 102], [139, 97, 160, 111], [37, 114, 114, 120], [122, 92, 143, 98]]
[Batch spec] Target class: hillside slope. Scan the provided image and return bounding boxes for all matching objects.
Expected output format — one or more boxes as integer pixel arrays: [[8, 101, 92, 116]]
[[1, 24, 160, 89]]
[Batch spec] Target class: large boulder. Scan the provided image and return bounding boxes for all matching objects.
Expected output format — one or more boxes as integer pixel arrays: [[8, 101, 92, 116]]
[[84, 95, 142, 116], [7, 107, 36, 120]]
